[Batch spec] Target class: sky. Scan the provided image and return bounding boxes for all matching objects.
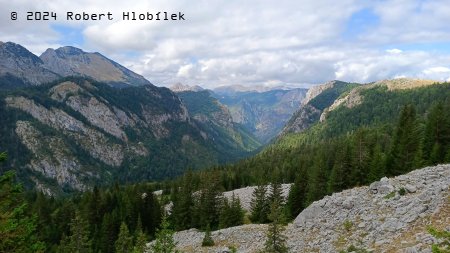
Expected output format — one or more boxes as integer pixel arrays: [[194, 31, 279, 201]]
[[1, 0, 450, 88]]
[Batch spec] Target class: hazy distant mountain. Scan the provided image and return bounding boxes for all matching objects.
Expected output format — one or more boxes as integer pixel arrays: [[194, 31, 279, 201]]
[[175, 89, 261, 154], [212, 87, 307, 143], [40, 46, 151, 87], [170, 83, 204, 92], [0, 42, 60, 88]]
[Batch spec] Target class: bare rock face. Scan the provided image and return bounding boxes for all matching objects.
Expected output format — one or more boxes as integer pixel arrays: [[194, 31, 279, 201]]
[[6, 95, 124, 167], [15, 121, 88, 193], [0, 42, 59, 86], [40, 46, 151, 87], [164, 165, 450, 253], [223, 184, 291, 212]]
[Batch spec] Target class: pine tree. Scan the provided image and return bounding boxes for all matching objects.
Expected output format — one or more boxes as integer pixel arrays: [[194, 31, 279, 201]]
[[306, 155, 328, 204], [115, 222, 133, 253], [328, 142, 352, 193], [264, 201, 288, 253], [388, 105, 422, 175], [250, 184, 270, 223], [132, 228, 147, 253], [201, 224, 215, 247], [151, 215, 178, 253], [423, 102, 450, 164], [286, 170, 308, 220], [367, 143, 386, 182], [63, 211, 92, 253], [171, 171, 194, 230], [351, 128, 370, 186], [219, 194, 244, 229], [0, 169, 45, 253], [269, 182, 284, 208]]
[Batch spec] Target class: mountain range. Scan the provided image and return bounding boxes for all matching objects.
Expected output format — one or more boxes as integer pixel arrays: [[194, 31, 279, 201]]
[[0, 41, 308, 194]]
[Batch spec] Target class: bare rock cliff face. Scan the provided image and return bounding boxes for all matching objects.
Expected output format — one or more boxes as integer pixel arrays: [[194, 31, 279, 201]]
[[157, 165, 450, 253]]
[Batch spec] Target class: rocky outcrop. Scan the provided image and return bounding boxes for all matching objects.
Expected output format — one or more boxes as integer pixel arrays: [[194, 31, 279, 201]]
[[50, 81, 132, 141], [302, 80, 338, 106], [15, 121, 88, 192], [223, 184, 291, 212], [6, 95, 124, 167], [0, 42, 59, 86], [162, 165, 450, 253], [282, 104, 321, 134], [40, 46, 150, 87]]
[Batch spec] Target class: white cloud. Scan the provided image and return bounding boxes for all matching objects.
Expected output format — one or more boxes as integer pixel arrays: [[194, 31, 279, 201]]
[[2, 0, 450, 87], [386, 48, 402, 54]]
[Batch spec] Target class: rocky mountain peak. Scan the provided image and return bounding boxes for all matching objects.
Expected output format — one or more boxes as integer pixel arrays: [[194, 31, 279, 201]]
[[0, 42, 59, 87], [0, 41, 43, 64], [54, 46, 84, 56], [40, 45, 151, 87], [170, 83, 204, 92]]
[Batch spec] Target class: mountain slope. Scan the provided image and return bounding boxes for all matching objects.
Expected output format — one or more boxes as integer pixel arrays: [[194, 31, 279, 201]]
[[0, 42, 60, 88], [40, 46, 151, 87], [175, 90, 261, 155], [158, 164, 450, 252], [281, 80, 359, 135], [213, 87, 307, 143], [0, 77, 227, 194]]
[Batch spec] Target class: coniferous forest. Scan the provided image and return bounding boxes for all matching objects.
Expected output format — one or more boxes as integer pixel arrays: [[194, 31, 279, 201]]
[[1, 82, 449, 252]]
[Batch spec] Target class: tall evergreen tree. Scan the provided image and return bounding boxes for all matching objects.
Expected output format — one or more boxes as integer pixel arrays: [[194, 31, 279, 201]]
[[264, 201, 288, 253], [306, 155, 328, 205], [219, 194, 244, 229], [367, 143, 387, 182], [115, 222, 133, 253], [250, 184, 270, 223], [286, 170, 308, 220], [388, 104, 422, 175], [151, 214, 178, 253], [351, 129, 371, 186], [171, 171, 194, 230], [59, 211, 92, 253], [423, 102, 450, 164], [327, 141, 352, 193], [0, 168, 45, 253]]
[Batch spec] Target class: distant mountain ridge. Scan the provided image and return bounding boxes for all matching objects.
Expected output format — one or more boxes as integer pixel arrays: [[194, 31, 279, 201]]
[[212, 86, 308, 143], [0, 41, 150, 88], [40, 46, 151, 87]]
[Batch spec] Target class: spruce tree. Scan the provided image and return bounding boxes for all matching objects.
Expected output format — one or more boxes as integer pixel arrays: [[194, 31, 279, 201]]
[[171, 171, 194, 230], [201, 224, 215, 247], [219, 194, 244, 229], [264, 201, 288, 253], [286, 170, 308, 220], [328, 142, 352, 193], [367, 144, 386, 182], [151, 215, 178, 253], [423, 102, 450, 164], [250, 184, 270, 223], [115, 222, 133, 253], [0, 168, 45, 253], [61, 211, 92, 253], [388, 104, 421, 175], [132, 229, 147, 253]]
